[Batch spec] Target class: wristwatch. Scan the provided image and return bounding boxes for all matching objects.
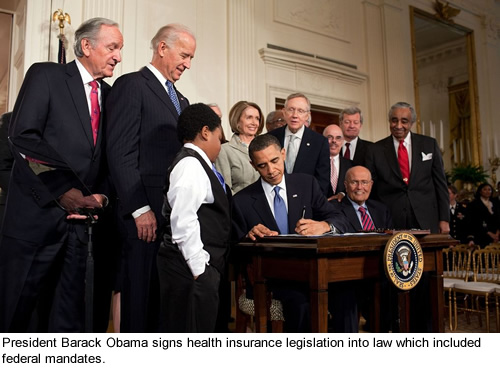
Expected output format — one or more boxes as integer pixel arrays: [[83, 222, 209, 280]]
[[328, 223, 336, 233]]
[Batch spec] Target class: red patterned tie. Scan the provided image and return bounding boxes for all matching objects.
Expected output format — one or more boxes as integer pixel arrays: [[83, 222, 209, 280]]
[[398, 140, 409, 185], [358, 206, 375, 231], [89, 80, 100, 145], [343, 142, 351, 159], [330, 156, 338, 194]]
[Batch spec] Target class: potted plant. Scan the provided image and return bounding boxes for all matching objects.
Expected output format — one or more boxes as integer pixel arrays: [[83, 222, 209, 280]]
[[451, 164, 489, 202]]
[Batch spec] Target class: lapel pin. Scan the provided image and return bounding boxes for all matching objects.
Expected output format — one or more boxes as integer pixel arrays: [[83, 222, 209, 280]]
[[306, 143, 310, 146], [292, 194, 298, 198]]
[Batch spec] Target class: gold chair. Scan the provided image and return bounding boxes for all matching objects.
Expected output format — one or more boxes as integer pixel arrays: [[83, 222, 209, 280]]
[[495, 287, 500, 332], [453, 249, 500, 332], [443, 246, 473, 331]]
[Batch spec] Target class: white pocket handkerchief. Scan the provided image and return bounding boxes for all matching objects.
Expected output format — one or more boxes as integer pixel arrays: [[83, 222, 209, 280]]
[[421, 152, 433, 161]]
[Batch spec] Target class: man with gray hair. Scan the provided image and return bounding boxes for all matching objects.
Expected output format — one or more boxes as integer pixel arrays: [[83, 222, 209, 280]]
[[365, 101, 449, 332], [268, 93, 330, 195], [0, 17, 123, 332], [106, 23, 196, 332], [339, 106, 373, 166]]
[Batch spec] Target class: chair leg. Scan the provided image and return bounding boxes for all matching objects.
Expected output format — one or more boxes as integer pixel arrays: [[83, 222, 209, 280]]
[[464, 295, 471, 325], [496, 295, 500, 333], [485, 296, 490, 333], [475, 297, 482, 328], [453, 291, 458, 331], [447, 289, 453, 331]]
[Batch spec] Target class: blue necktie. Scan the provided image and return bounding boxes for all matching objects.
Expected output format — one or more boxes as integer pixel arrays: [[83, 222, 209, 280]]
[[166, 80, 181, 115], [212, 164, 226, 193], [273, 186, 288, 234]]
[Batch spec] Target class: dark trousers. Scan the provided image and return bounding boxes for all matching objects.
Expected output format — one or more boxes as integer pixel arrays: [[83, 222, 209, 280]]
[[0, 228, 86, 332], [328, 282, 359, 333], [157, 245, 220, 333], [119, 235, 161, 332]]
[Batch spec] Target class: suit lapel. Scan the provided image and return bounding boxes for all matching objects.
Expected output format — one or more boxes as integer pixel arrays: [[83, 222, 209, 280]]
[[250, 183, 278, 231], [285, 176, 303, 232], [409, 133, 423, 185], [383, 136, 403, 181], [294, 127, 312, 172], [94, 81, 111, 153], [140, 67, 179, 117], [65, 61, 94, 148], [341, 200, 363, 231], [366, 200, 384, 229]]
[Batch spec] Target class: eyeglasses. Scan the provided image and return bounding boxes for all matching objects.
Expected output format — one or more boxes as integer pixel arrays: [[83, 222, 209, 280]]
[[270, 118, 285, 124], [347, 180, 372, 187], [284, 107, 309, 116], [326, 135, 343, 142]]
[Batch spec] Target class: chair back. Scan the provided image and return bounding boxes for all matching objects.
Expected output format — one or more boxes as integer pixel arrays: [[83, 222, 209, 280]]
[[443, 247, 473, 281], [472, 249, 500, 283]]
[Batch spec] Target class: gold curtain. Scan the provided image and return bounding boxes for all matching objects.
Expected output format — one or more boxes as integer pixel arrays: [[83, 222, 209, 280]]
[[449, 82, 470, 165]]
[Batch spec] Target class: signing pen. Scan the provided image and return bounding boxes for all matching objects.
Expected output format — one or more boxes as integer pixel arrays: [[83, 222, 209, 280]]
[[301, 206, 306, 219]]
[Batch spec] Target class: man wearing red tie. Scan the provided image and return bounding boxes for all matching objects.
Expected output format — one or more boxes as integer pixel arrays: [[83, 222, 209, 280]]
[[365, 102, 449, 234], [0, 18, 123, 332], [365, 102, 449, 332]]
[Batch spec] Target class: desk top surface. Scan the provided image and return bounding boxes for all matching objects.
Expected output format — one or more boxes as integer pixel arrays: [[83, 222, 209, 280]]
[[235, 233, 458, 254]]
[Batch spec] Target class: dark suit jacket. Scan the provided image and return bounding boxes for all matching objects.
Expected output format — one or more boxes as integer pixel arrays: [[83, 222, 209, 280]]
[[232, 173, 348, 241], [334, 197, 393, 233], [348, 138, 373, 167], [365, 133, 449, 233], [268, 126, 330, 195], [326, 156, 353, 198], [105, 66, 189, 225], [465, 199, 500, 246], [2, 61, 109, 243]]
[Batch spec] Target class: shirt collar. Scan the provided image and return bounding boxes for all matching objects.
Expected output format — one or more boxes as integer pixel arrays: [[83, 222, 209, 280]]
[[261, 174, 287, 196], [147, 63, 168, 87], [348, 196, 366, 211], [184, 142, 213, 168], [285, 125, 305, 140], [393, 132, 412, 145], [75, 58, 98, 86]]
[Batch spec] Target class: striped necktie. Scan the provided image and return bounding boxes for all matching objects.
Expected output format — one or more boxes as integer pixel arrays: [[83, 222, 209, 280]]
[[358, 206, 375, 231], [330, 156, 338, 194]]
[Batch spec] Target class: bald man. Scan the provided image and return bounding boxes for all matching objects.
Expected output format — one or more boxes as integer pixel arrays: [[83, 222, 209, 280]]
[[336, 166, 392, 232]]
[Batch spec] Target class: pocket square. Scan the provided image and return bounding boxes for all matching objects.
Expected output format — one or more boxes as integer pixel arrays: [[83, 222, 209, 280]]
[[421, 152, 433, 161]]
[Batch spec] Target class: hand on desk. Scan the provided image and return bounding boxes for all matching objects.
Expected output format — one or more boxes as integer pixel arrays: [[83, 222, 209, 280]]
[[247, 224, 278, 241], [295, 219, 330, 236]]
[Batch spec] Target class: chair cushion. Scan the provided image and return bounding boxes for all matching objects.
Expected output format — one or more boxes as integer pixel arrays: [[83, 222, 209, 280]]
[[454, 281, 497, 293], [238, 291, 285, 321]]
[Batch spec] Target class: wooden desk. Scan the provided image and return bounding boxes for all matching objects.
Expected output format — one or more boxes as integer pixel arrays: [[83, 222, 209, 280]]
[[235, 233, 457, 333]]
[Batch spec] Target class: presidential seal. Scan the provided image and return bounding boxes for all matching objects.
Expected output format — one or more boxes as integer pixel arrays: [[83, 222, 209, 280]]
[[383, 232, 424, 290]]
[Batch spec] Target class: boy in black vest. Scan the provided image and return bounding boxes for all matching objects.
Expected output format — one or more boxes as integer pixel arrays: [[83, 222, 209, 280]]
[[157, 103, 231, 332]]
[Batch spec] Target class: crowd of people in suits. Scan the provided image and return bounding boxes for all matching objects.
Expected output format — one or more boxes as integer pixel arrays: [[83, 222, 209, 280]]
[[0, 16, 498, 335]]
